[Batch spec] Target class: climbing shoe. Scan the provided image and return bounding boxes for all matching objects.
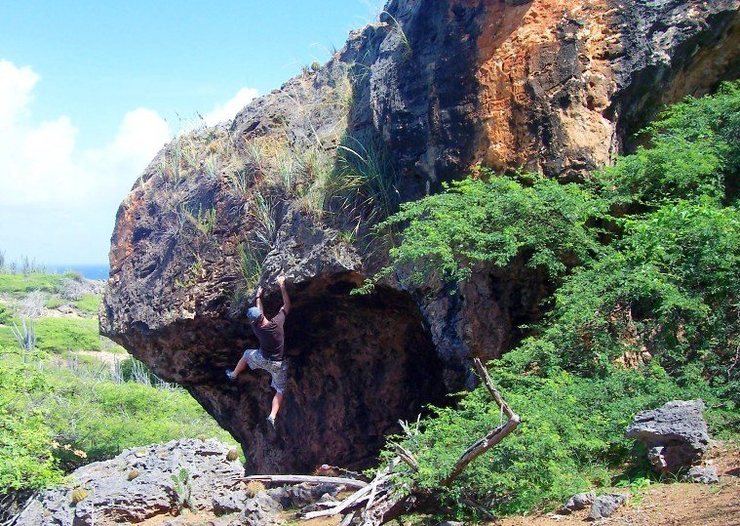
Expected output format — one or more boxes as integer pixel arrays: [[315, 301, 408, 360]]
[[266, 415, 276, 429], [226, 369, 237, 381]]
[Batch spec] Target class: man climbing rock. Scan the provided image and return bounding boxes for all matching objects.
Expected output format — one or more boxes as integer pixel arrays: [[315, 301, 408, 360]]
[[227, 275, 291, 428]]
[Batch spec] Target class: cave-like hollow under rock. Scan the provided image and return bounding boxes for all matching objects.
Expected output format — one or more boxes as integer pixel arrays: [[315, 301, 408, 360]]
[[114, 274, 451, 474]]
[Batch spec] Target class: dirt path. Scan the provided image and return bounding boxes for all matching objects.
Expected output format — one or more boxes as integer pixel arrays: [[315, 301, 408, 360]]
[[500, 444, 740, 526]]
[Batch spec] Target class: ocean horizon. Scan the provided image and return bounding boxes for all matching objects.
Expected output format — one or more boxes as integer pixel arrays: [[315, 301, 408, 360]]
[[50, 264, 110, 281]]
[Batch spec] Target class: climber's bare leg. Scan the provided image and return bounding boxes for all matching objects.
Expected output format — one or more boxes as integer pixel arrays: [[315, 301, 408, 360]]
[[269, 391, 284, 420], [232, 356, 249, 377]]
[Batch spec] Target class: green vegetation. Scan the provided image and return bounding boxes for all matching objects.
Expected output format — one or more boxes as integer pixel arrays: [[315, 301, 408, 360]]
[[335, 132, 401, 224], [182, 204, 217, 237], [238, 242, 263, 292], [44, 295, 65, 309], [0, 303, 12, 325], [0, 273, 65, 296], [361, 173, 605, 291], [0, 347, 236, 490], [0, 270, 237, 493], [0, 352, 61, 491], [35, 317, 101, 352], [171, 467, 195, 513], [74, 294, 101, 314], [373, 83, 739, 517]]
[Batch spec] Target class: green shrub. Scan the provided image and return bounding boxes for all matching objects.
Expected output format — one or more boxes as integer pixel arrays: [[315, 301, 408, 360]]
[[364, 171, 606, 290], [1, 345, 234, 483], [371, 85, 739, 518], [517, 200, 739, 404], [0, 303, 12, 325], [0, 350, 62, 491], [73, 294, 101, 314], [35, 317, 100, 352], [391, 363, 714, 515], [595, 80, 739, 206], [0, 326, 16, 348], [44, 295, 65, 309], [119, 357, 160, 384], [0, 273, 65, 296], [40, 368, 233, 470]]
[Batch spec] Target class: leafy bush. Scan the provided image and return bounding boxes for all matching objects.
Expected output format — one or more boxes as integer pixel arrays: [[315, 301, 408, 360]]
[[364, 172, 606, 290], [40, 370, 234, 470], [0, 303, 12, 325], [595, 81, 739, 207], [516, 199, 739, 404], [0, 273, 65, 296], [0, 348, 235, 487], [0, 326, 16, 348], [35, 317, 101, 352], [0, 349, 62, 491], [44, 295, 65, 309], [391, 362, 715, 515], [73, 294, 101, 314]]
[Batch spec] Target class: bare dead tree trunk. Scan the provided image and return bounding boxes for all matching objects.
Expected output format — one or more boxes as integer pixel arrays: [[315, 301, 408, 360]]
[[441, 358, 520, 486]]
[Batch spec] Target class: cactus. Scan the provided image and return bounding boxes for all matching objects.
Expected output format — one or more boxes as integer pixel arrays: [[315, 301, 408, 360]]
[[171, 467, 194, 514], [70, 488, 88, 505], [245, 480, 266, 498]]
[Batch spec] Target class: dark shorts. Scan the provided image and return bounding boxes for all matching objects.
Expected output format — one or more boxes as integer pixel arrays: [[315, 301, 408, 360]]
[[242, 349, 288, 393]]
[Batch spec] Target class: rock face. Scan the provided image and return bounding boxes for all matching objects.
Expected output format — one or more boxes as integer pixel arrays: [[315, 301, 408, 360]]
[[14, 439, 244, 525], [682, 465, 720, 484], [561, 491, 595, 514], [101, 0, 739, 473], [626, 399, 710, 473]]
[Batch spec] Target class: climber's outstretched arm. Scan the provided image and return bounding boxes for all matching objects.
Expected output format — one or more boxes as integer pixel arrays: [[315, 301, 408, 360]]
[[277, 276, 290, 315], [255, 286, 264, 313]]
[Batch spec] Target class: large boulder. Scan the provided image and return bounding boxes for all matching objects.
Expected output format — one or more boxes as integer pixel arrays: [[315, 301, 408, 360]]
[[14, 439, 243, 526], [626, 399, 710, 473], [101, 0, 739, 473]]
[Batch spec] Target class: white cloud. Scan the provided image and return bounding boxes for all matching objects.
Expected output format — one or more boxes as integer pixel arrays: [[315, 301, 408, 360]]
[[0, 60, 170, 208], [83, 108, 171, 198], [0, 59, 171, 264], [204, 87, 258, 126], [0, 59, 258, 265], [0, 59, 39, 126]]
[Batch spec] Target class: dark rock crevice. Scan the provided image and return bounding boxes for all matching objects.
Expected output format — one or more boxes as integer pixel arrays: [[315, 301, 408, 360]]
[[107, 275, 448, 474]]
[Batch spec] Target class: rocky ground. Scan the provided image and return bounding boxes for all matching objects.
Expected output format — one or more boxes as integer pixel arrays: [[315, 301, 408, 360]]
[[14, 440, 735, 526]]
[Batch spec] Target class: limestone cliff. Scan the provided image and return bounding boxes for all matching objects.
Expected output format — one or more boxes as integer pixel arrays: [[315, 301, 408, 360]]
[[101, 0, 739, 473]]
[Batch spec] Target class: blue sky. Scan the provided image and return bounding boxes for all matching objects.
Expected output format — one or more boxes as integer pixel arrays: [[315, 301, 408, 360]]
[[0, 1, 381, 267]]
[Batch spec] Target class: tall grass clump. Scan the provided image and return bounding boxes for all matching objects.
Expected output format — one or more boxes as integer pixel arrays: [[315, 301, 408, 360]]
[[336, 132, 401, 224], [238, 242, 263, 292]]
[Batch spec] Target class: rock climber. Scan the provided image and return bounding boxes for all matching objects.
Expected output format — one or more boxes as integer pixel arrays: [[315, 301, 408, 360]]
[[226, 275, 291, 428]]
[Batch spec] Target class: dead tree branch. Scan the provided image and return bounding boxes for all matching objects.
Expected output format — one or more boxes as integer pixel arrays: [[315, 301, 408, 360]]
[[441, 357, 520, 486], [244, 474, 368, 489]]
